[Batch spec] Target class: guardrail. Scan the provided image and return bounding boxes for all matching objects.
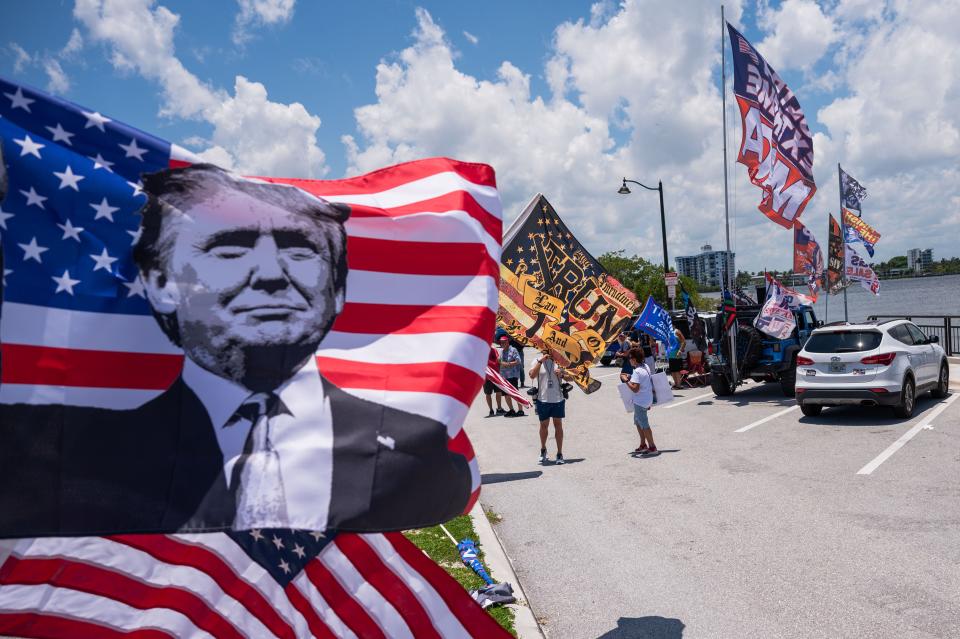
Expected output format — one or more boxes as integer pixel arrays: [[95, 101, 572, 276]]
[[867, 315, 959, 355]]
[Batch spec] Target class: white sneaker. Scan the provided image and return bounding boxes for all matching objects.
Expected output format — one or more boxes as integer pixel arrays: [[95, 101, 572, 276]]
[[539, 449, 547, 464], [555, 454, 565, 465]]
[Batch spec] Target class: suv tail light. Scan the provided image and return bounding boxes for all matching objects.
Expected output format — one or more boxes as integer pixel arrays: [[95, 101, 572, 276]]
[[861, 352, 896, 366], [796, 356, 814, 365]]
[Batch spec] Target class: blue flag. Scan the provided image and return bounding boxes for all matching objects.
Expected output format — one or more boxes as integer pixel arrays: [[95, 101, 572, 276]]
[[633, 296, 680, 356]]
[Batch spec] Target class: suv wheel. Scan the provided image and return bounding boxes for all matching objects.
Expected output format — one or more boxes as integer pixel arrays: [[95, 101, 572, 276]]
[[932, 362, 949, 399], [779, 358, 797, 397], [893, 376, 915, 418], [800, 403, 822, 417]]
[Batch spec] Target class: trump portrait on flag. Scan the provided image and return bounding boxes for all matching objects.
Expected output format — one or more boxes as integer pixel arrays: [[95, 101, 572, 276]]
[[0, 163, 472, 537]]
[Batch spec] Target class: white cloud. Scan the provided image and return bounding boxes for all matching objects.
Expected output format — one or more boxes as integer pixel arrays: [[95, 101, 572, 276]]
[[9, 43, 33, 73], [233, 0, 296, 45], [345, 2, 767, 268], [61, 28, 84, 58], [463, 30, 479, 45], [43, 59, 70, 92], [74, 0, 327, 178], [756, 0, 840, 71]]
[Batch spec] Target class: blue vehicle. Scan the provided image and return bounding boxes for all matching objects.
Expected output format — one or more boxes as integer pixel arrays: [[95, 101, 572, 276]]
[[708, 301, 820, 397]]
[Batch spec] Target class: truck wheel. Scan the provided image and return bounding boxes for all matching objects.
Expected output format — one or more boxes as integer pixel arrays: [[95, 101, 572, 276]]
[[711, 372, 734, 396], [893, 377, 915, 419], [780, 358, 797, 397], [800, 403, 822, 417], [932, 362, 949, 399]]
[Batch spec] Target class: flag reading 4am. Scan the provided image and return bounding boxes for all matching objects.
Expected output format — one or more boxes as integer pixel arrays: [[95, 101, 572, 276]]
[[498, 194, 638, 394], [727, 23, 816, 229]]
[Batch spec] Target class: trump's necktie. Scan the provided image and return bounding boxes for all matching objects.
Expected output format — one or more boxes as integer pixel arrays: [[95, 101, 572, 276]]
[[231, 392, 290, 529]]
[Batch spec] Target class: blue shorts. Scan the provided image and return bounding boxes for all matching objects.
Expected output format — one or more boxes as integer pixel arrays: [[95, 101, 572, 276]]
[[633, 404, 651, 429], [534, 400, 565, 421]]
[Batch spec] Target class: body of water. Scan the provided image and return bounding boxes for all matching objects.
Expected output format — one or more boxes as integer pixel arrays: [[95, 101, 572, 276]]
[[702, 274, 960, 322]]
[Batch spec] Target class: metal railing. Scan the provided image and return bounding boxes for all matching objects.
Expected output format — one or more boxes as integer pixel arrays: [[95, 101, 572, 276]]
[[867, 315, 960, 355]]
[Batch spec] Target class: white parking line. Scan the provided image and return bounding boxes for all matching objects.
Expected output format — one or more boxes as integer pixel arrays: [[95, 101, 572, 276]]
[[856, 393, 959, 476], [734, 405, 799, 433], [663, 390, 716, 410], [594, 371, 624, 380]]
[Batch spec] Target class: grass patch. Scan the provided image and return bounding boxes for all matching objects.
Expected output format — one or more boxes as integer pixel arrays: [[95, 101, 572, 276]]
[[405, 514, 516, 636], [484, 505, 503, 525]]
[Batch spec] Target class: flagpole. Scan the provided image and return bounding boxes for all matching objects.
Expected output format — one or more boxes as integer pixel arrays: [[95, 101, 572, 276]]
[[838, 163, 849, 322], [721, 5, 738, 386]]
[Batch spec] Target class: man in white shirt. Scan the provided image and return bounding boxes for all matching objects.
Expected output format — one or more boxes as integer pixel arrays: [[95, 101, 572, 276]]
[[626, 348, 658, 455]]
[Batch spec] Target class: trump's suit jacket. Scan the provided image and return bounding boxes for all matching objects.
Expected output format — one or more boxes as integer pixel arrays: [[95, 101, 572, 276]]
[[0, 376, 471, 537]]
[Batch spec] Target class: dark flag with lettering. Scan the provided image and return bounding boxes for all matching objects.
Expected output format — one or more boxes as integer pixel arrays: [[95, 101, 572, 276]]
[[498, 194, 638, 393], [727, 23, 816, 229], [826, 213, 849, 295], [839, 165, 868, 212]]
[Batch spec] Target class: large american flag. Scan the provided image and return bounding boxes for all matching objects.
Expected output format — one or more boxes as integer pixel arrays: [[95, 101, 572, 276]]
[[0, 77, 506, 637], [0, 529, 509, 637], [0, 76, 499, 507]]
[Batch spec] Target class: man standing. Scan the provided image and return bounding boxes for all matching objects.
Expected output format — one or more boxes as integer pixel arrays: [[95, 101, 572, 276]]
[[498, 335, 525, 417], [627, 348, 658, 455], [530, 350, 568, 464]]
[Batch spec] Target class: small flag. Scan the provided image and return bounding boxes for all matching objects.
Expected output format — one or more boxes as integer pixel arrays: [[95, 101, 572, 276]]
[[844, 241, 881, 295], [754, 282, 796, 339], [722, 289, 738, 331], [842, 208, 881, 257], [633, 296, 680, 356], [826, 213, 849, 295], [793, 221, 824, 300], [839, 165, 868, 212]]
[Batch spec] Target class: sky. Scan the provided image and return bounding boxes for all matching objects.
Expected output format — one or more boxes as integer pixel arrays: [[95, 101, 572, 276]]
[[3, 0, 959, 273]]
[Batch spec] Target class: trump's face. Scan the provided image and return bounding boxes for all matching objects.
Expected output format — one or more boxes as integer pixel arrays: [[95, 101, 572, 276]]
[[143, 187, 344, 375]]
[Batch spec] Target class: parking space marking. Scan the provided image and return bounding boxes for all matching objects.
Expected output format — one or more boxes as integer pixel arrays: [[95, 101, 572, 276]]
[[663, 390, 716, 410], [594, 371, 624, 380], [856, 393, 959, 476], [734, 405, 799, 433]]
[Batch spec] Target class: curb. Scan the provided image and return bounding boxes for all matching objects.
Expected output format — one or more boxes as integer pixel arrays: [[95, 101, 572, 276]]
[[469, 501, 544, 639]]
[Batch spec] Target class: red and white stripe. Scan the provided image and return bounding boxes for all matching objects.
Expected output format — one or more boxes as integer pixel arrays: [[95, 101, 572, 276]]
[[484, 366, 531, 409], [0, 157, 501, 505], [0, 531, 509, 638]]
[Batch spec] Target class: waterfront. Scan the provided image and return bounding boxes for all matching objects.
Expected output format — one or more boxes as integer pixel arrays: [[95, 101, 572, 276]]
[[704, 274, 960, 322]]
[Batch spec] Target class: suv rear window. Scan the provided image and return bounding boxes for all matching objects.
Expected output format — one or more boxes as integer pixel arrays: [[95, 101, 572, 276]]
[[805, 331, 882, 353]]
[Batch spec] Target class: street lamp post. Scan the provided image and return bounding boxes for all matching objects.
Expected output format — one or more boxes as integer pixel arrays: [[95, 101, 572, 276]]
[[617, 178, 669, 274]]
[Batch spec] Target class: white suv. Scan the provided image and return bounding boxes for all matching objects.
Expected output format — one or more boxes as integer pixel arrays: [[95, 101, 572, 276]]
[[795, 320, 949, 418]]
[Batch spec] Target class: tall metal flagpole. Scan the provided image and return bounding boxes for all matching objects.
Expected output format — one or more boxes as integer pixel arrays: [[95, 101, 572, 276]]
[[721, 5, 738, 386], [838, 163, 849, 322]]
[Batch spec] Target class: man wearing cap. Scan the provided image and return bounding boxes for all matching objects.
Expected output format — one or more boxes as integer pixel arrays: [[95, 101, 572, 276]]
[[497, 335, 525, 417], [0, 164, 472, 537]]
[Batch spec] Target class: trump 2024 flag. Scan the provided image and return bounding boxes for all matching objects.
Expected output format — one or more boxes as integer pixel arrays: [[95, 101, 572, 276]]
[[0, 76, 500, 538], [727, 23, 816, 229]]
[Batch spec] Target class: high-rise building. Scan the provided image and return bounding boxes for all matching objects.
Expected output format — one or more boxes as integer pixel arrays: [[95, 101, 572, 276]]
[[676, 244, 736, 288], [907, 248, 934, 273]]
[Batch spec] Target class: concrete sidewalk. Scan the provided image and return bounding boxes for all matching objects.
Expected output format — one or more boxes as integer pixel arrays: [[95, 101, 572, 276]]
[[470, 502, 543, 638]]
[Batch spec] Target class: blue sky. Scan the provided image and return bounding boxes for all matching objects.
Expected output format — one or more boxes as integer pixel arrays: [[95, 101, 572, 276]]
[[3, 1, 959, 272]]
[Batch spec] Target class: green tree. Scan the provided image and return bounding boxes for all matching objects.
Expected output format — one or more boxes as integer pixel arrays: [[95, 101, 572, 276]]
[[597, 251, 713, 311], [735, 270, 753, 287]]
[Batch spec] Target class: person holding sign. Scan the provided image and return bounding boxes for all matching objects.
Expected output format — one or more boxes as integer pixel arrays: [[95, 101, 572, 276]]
[[626, 348, 658, 455]]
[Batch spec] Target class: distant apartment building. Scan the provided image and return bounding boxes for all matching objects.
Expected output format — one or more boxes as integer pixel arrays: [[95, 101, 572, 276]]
[[676, 244, 736, 288], [907, 248, 933, 273]]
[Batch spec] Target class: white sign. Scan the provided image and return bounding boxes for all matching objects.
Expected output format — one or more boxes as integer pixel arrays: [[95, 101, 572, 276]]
[[664, 272, 678, 286], [667, 284, 676, 299]]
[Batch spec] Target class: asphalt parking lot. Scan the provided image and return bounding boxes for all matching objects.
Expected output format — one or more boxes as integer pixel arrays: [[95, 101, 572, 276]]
[[465, 355, 960, 639]]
